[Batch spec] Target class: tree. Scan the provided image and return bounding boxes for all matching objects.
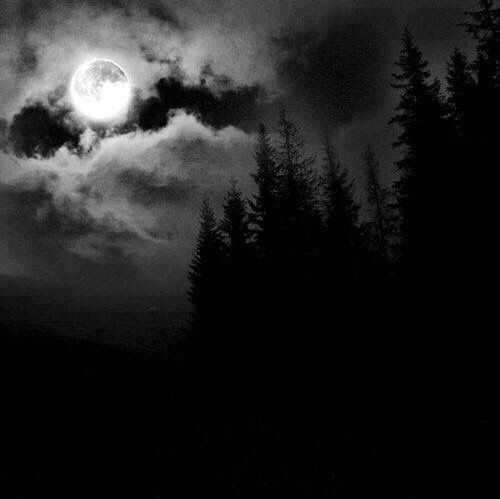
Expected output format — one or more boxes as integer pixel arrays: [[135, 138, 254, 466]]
[[321, 137, 361, 281], [445, 49, 477, 235], [362, 147, 393, 261], [390, 29, 446, 276], [188, 199, 224, 343], [217, 181, 254, 356], [462, 1, 500, 158], [464, 0, 500, 89], [459, 1, 500, 293], [220, 180, 251, 264], [446, 48, 475, 139], [274, 108, 320, 261], [249, 124, 280, 259]]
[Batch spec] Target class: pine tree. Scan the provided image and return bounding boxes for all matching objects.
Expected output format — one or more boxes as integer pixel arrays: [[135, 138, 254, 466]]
[[445, 48, 476, 224], [275, 108, 320, 260], [188, 199, 224, 339], [461, 1, 500, 288], [390, 29, 445, 275], [391, 29, 445, 166], [362, 147, 392, 261], [464, 0, 500, 89], [214, 182, 253, 357], [463, 1, 500, 155], [446, 48, 475, 139], [249, 124, 280, 258], [220, 180, 251, 264], [322, 137, 361, 281]]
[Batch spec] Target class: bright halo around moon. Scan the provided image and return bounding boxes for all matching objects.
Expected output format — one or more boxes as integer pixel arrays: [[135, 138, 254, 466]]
[[70, 59, 131, 122]]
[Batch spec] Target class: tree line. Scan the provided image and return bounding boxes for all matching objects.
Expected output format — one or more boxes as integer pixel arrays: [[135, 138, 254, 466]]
[[187, 1, 497, 366]]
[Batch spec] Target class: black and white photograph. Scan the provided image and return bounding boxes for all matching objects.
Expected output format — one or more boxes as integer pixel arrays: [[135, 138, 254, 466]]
[[0, 1, 495, 497]]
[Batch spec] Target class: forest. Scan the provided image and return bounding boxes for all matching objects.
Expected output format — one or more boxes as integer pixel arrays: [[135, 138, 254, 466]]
[[187, 2, 495, 373]]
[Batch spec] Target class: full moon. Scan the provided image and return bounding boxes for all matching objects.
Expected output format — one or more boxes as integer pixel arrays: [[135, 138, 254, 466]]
[[70, 59, 131, 122]]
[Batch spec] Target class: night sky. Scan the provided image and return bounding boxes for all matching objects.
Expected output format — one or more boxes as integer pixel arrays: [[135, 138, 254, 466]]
[[0, 0, 475, 299]]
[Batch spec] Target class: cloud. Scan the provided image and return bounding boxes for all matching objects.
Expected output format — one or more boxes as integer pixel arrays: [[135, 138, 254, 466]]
[[0, 0, 474, 132], [0, 170, 140, 283], [0, 174, 130, 239], [8, 101, 81, 157], [0, 0, 279, 122], [5, 68, 262, 158], [133, 73, 263, 133], [146, 0, 183, 29], [0, 110, 254, 290], [272, 13, 389, 127]]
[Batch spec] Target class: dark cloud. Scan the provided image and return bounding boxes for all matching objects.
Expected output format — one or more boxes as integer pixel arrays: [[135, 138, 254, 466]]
[[134, 73, 263, 133], [146, 0, 182, 29], [273, 14, 389, 127], [8, 103, 80, 158]]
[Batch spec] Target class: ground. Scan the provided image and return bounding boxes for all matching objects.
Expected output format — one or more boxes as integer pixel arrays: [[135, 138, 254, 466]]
[[0, 275, 495, 498]]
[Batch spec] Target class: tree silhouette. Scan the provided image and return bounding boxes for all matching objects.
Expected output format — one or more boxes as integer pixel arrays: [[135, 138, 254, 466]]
[[220, 180, 251, 265], [445, 49, 476, 238], [321, 137, 361, 283], [462, 2, 500, 173], [362, 147, 393, 262], [188, 199, 224, 351], [446, 49, 475, 140], [390, 29, 445, 277], [275, 108, 320, 263], [218, 181, 254, 357], [249, 124, 280, 260], [462, 1, 500, 157], [459, 1, 500, 292], [464, 0, 500, 89]]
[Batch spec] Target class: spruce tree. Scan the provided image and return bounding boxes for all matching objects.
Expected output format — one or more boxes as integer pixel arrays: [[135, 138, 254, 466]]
[[220, 180, 251, 264], [464, 0, 500, 89], [463, 1, 500, 157], [461, 1, 499, 288], [390, 29, 445, 276], [362, 147, 392, 261], [322, 137, 361, 281], [446, 49, 475, 139], [188, 199, 224, 340], [446, 48, 476, 228], [216, 182, 252, 356], [275, 108, 320, 260], [249, 124, 280, 259]]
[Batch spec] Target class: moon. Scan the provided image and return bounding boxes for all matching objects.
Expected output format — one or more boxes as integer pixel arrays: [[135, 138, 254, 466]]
[[70, 59, 131, 122]]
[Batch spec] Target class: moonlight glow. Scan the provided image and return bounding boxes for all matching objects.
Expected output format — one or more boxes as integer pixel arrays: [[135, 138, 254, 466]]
[[70, 59, 131, 122]]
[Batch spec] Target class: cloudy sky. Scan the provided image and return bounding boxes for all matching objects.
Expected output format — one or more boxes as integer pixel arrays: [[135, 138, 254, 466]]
[[0, 0, 474, 299]]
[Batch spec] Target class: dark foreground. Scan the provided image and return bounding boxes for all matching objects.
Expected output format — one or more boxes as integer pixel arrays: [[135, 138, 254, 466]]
[[0, 320, 495, 499]]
